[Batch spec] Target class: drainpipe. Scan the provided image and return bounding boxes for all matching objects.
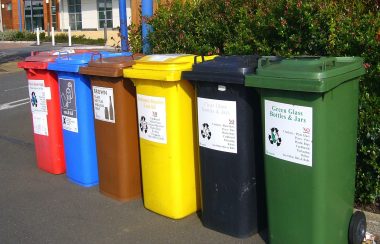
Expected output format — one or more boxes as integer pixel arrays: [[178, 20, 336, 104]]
[[141, 0, 152, 54], [61, 0, 65, 30], [118, 0, 128, 51], [18, 0, 22, 30], [0, 0, 3, 32], [103, 0, 107, 44]]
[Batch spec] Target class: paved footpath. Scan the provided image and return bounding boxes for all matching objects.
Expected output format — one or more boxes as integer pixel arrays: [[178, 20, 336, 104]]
[[363, 210, 380, 241], [0, 42, 32, 50]]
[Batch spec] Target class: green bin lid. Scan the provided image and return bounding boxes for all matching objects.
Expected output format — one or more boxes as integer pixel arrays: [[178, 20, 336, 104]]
[[245, 56, 365, 92]]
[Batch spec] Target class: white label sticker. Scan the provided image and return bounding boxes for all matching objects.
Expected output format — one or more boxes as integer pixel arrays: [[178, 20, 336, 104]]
[[137, 94, 167, 144], [197, 97, 237, 153], [32, 113, 48, 136], [264, 100, 313, 167], [28, 80, 47, 113], [147, 54, 185, 62], [52, 49, 75, 56], [59, 78, 78, 133], [61, 115, 78, 133], [92, 86, 115, 123], [45, 87, 51, 100]]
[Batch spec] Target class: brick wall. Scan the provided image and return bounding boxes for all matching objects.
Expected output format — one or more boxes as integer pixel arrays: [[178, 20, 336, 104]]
[[55, 0, 60, 31], [1, 0, 60, 32], [44, 0, 61, 31], [1, 0, 13, 30], [11, 0, 23, 30]]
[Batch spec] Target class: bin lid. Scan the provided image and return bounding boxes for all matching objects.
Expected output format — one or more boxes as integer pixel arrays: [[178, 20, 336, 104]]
[[123, 54, 217, 81], [79, 53, 144, 78], [47, 52, 132, 73], [182, 55, 259, 84], [17, 49, 91, 70], [245, 56, 365, 93]]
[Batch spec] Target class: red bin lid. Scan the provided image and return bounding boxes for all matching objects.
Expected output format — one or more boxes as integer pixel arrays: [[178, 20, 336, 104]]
[[18, 49, 96, 70]]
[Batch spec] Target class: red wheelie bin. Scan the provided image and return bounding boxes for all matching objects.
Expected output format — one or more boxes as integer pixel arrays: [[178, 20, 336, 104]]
[[18, 50, 89, 174]]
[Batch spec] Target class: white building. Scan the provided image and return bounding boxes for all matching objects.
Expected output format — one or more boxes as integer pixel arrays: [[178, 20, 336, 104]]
[[59, 0, 132, 31]]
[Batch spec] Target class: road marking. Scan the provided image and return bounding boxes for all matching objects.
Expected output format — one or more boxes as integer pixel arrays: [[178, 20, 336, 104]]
[[0, 98, 29, 111], [3, 85, 28, 92]]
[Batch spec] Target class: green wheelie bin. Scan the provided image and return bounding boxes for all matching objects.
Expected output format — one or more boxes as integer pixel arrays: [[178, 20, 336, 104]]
[[245, 57, 366, 244]]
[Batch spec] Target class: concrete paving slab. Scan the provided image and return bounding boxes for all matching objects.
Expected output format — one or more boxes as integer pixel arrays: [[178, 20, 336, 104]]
[[0, 61, 22, 73], [363, 210, 380, 238]]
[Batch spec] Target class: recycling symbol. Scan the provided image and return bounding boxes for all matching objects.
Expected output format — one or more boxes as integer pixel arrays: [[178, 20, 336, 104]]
[[139, 116, 148, 133], [269, 127, 281, 146], [201, 123, 212, 140]]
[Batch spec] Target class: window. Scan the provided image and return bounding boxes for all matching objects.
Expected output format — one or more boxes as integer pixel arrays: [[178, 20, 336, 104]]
[[51, 0, 57, 29], [7, 3, 12, 11], [68, 0, 82, 30], [24, 0, 44, 31], [97, 0, 112, 29]]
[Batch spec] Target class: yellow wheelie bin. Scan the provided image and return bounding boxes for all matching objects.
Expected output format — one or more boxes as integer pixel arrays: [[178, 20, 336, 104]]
[[123, 54, 216, 219]]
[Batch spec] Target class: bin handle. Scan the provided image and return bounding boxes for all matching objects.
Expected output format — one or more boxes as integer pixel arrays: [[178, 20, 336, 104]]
[[193, 55, 205, 65], [288, 56, 336, 71], [319, 57, 336, 71], [258, 56, 283, 69], [259, 56, 336, 71], [132, 53, 144, 60], [91, 52, 102, 62], [57, 51, 72, 60], [31, 51, 40, 56]]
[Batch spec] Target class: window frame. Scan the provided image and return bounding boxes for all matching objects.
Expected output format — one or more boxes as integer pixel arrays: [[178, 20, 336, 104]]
[[68, 0, 82, 30], [97, 0, 113, 29]]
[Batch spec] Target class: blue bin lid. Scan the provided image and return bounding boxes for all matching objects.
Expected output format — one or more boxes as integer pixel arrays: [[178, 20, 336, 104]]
[[47, 51, 132, 73]]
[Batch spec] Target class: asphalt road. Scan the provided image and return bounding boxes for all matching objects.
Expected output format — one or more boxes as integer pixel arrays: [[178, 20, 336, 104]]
[[0, 43, 63, 64], [0, 42, 113, 64], [0, 66, 267, 243]]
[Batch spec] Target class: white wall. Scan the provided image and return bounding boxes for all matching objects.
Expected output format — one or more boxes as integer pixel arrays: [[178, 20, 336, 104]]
[[112, 0, 132, 28], [60, 0, 69, 30], [60, 0, 132, 30], [81, 0, 98, 29]]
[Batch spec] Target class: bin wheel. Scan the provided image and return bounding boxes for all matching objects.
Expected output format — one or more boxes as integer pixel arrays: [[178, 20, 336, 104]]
[[348, 211, 366, 244]]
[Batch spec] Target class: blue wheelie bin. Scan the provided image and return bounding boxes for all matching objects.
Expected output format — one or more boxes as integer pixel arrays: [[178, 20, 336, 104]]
[[47, 52, 131, 187]]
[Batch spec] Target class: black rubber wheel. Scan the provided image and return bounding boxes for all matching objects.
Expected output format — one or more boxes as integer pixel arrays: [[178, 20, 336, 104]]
[[349, 211, 366, 244]]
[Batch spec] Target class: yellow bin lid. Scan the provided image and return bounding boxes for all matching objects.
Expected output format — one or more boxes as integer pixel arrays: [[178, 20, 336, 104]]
[[123, 54, 217, 81]]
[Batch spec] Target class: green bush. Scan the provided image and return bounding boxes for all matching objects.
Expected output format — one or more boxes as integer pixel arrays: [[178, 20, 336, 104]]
[[43, 33, 105, 45], [128, 24, 143, 53], [0, 31, 104, 45], [0, 30, 37, 41], [0, 30, 17, 41], [128, 0, 380, 205]]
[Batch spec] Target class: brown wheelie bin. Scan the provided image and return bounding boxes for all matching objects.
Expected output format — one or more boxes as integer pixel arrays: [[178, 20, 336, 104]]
[[79, 53, 144, 201]]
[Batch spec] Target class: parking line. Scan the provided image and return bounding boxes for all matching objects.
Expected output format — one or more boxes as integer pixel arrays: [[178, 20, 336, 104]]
[[3, 85, 28, 92], [0, 98, 29, 111]]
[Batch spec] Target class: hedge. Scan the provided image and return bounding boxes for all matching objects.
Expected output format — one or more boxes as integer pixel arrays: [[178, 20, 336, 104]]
[[129, 0, 380, 205], [0, 30, 105, 45]]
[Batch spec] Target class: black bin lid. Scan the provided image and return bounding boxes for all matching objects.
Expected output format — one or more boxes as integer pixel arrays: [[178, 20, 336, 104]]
[[182, 55, 259, 84]]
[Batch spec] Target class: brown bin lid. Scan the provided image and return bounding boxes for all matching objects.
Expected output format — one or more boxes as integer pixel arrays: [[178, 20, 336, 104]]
[[80, 53, 144, 77]]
